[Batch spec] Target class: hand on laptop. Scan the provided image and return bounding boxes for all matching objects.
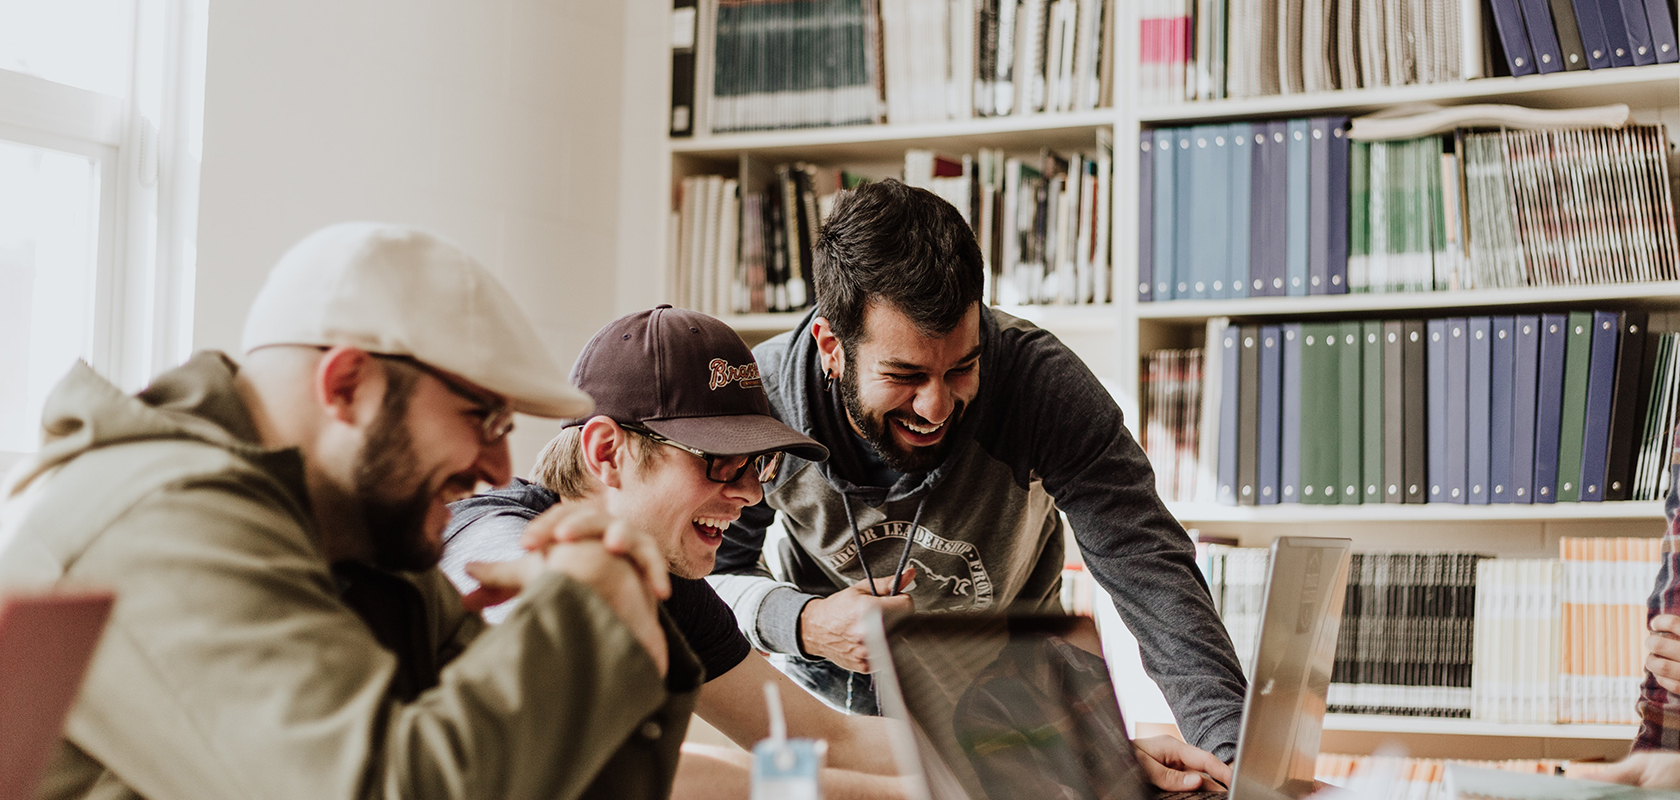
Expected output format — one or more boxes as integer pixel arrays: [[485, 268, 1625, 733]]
[[1132, 736, 1233, 792], [799, 570, 917, 673], [1645, 615, 1680, 694], [1596, 752, 1680, 789]]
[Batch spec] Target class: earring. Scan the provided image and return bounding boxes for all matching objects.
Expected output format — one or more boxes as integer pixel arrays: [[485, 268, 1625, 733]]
[[822, 370, 834, 392]]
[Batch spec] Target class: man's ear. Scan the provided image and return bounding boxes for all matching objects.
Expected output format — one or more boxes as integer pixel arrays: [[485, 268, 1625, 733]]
[[314, 347, 381, 426], [579, 416, 630, 489], [812, 316, 845, 380]]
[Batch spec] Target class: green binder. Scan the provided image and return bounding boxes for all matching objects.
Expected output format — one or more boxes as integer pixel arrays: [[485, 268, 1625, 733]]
[[1300, 322, 1342, 504], [1338, 320, 1364, 504], [1555, 310, 1595, 502], [1362, 319, 1385, 502]]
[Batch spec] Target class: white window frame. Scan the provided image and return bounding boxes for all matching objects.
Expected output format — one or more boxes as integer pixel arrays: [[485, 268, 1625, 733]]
[[0, 0, 207, 475]]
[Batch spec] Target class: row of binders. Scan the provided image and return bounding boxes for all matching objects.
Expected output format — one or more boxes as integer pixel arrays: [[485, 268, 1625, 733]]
[[1186, 310, 1680, 507], [670, 0, 1114, 136], [1200, 539, 1657, 724], [1485, 0, 1679, 76], [1472, 541, 1660, 726], [1140, 120, 1680, 302]]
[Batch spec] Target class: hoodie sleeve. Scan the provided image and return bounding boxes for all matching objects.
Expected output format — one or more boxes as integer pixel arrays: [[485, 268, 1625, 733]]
[[991, 323, 1247, 762], [31, 462, 701, 800]]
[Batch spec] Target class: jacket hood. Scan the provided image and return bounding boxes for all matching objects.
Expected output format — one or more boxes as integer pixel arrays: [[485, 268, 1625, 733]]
[[762, 306, 1001, 507], [3, 351, 298, 501]]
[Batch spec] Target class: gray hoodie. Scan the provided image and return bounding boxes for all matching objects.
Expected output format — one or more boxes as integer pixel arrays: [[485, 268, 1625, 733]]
[[708, 307, 1246, 759]]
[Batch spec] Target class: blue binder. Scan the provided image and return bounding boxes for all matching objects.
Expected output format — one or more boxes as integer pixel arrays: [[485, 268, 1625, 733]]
[[1491, 0, 1543, 74], [1643, 0, 1679, 62], [1281, 324, 1303, 503], [1533, 314, 1568, 503], [1326, 118, 1351, 295], [1446, 318, 1470, 504], [1260, 325, 1284, 504], [1175, 130, 1194, 298], [1511, 315, 1541, 504], [1219, 324, 1241, 504], [1619, 0, 1659, 62], [1285, 120, 1310, 297], [1579, 310, 1621, 501], [1469, 318, 1493, 504], [1428, 319, 1449, 502], [1490, 317, 1517, 503], [1571, 0, 1617, 68], [1138, 140, 1153, 302], [1227, 123, 1253, 299], [1598, 0, 1640, 65], [1308, 119, 1332, 295], [1518, 0, 1567, 71], [1195, 126, 1231, 298], [1153, 129, 1177, 299], [1255, 122, 1290, 296]]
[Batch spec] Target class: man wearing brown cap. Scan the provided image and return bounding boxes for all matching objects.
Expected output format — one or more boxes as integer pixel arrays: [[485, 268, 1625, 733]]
[[442, 306, 909, 799], [0, 223, 696, 799]]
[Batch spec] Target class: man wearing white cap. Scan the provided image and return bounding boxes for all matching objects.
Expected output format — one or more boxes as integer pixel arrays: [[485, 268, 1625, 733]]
[[0, 222, 700, 799]]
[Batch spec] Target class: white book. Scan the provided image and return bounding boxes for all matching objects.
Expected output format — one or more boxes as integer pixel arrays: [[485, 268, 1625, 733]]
[[697, 175, 723, 313], [949, 0, 976, 119], [678, 177, 701, 306], [1092, 130, 1112, 303], [716, 179, 739, 317]]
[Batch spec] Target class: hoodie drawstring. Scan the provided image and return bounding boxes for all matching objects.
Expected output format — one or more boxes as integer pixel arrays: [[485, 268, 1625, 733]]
[[839, 492, 930, 598]]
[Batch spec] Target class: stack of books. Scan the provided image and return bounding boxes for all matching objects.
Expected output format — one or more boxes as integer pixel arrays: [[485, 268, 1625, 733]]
[[1199, 542, 1270, 677], [1469, 558, 1565, 724], [1195, 311, 1680, 508], [1330, 553, 1485, 718], [1141, 348, 1205, 502], [671, 166, 819, 315], [679, 0, 1114, 135], [1139, 120, 1679, 302]]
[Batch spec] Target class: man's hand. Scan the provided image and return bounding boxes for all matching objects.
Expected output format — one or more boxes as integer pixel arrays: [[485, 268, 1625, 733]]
[[521, 501, 671, 601], [1596, 752, 1680, 789], [1646, 615, 1680, 694], [799, 570, 917, 673], [1132, 737, 1232, 792]]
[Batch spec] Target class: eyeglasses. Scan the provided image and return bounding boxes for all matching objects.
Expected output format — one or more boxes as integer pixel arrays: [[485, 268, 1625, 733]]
[[625, 424, 785, 484], [374, 355, 515, 445]]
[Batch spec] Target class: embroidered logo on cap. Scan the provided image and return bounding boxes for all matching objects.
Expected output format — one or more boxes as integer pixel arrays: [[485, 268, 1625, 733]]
[[708, 358, 762, 391]]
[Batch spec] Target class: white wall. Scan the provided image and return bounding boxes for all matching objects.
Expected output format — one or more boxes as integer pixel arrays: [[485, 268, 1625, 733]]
[[195, 0, 631, 468]]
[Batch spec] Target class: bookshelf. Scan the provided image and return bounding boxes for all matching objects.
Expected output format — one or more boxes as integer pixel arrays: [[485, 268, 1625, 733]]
[[662, 0, 1679, 762]]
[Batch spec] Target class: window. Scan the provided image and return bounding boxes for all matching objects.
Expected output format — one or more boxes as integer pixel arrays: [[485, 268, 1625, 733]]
[[0, 0, 207, 473]]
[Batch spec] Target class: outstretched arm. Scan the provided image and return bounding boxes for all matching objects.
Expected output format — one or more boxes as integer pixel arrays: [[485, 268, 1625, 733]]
[[696, 650, 900, 776]]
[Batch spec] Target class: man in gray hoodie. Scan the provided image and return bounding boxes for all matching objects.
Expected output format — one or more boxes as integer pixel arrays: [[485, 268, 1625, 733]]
[[709, 180, 1248, 775]]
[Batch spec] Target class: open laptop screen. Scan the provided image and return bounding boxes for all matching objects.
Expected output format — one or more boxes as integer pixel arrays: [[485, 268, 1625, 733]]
[[873, 613, 1150, 800]]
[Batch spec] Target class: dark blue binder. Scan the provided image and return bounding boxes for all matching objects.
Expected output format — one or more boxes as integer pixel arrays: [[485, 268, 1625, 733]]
[[1446, 318, 1470, 504], [1428, 319, 1449, 502], [1490, 317, 1517, 503], [1153, 129, 1177, 300], [1281, 324, 1303, 503], [1492, 0, 1543, 74], [1326, 118, 1351, 295], [1308, 119, 1332, 295], [1219, 324, 1241, 504], [1260, 325, 1284, 504], [1138, 139, 1154, 302], [1533, 314, 1568, 503], [1255, 122, 1290, 297], [1572, 0, 1617, 68], [1511, 315, 1541, 503], [1619, 0, 1659, 62], [1227, 123, 1253, 299], [1469, 318, 1493, 504], [1598, 0, 1640, 65], [1248, 127, 1269, 296], [1175, 129, 1194, 298], [1579, 310, 1621, 501], [1518, 0, 1568, 71], [1643, 0, 1679, 62], [1285, 120, 1310, 297]]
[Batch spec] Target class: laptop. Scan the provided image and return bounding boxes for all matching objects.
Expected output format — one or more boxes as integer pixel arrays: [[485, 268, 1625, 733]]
[[0, 590, 114, 800], [866, 536, 1353, 800]]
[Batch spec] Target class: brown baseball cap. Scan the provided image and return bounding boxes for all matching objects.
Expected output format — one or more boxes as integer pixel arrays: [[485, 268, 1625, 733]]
[[569, 306, 828, 461]]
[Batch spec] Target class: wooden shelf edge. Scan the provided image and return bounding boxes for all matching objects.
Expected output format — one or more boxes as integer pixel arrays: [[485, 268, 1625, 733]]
[[669, 108, 1118, 154], [1137, 282, 1680, 321], [1322, 713, 1636, 740], [720, 304, 1119, 335], [1167, 500, 1666, 523]]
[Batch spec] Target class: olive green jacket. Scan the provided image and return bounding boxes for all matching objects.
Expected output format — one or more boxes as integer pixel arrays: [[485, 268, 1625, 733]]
[[0, 352, 701, 800]]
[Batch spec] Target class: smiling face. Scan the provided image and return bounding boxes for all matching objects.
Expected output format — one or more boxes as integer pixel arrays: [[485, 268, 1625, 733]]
[[584, 419, 765, 579], [821, 301, 982, 473]]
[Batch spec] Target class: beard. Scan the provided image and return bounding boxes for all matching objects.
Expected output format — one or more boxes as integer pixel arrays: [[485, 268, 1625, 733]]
[[351, 384, 441, 573], [839, 349, 965, 474]]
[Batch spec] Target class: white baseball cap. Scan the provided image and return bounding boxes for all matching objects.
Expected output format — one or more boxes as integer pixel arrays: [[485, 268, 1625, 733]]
[[242, 222, 593, 418]]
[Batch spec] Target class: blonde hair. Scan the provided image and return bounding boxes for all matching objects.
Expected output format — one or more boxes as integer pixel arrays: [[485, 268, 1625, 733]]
[[530, 423, 659, 500]]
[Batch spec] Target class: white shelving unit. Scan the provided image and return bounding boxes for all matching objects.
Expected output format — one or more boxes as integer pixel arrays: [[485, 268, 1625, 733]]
[[664, 8, 1679, 760]]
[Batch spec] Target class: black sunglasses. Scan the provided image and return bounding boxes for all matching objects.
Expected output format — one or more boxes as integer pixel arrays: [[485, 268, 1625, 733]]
[[625, 424, 785, 484]]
